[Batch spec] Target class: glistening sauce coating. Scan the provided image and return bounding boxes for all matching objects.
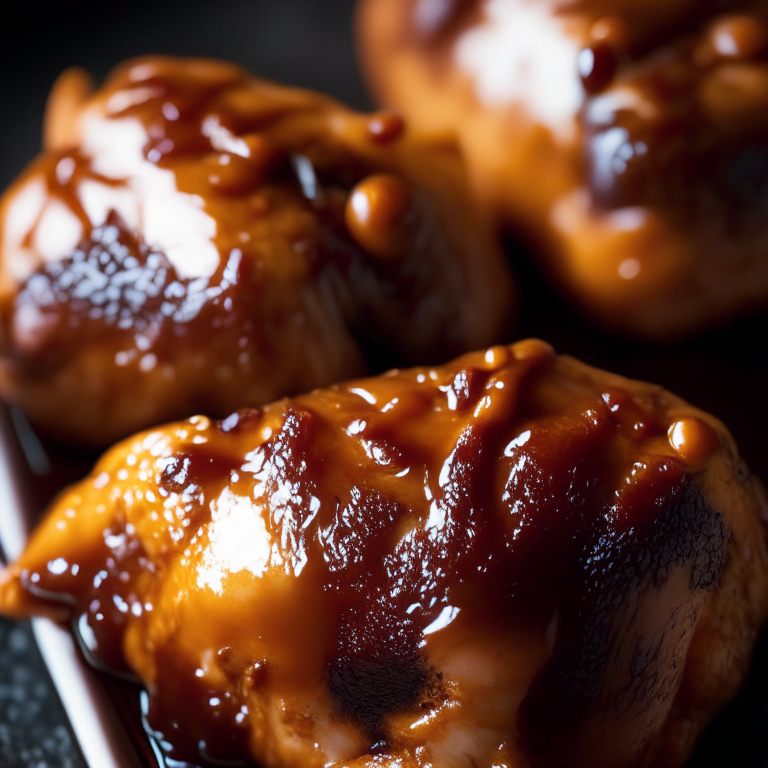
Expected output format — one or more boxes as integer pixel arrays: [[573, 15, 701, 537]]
[[358, 0, 768, 337], [3, 341, 768, 768], [0, 55, 512, 445]]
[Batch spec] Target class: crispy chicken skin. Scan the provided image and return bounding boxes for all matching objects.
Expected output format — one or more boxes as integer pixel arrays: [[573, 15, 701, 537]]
[[358, 0, 768, 338], [2, 340, 767, 768], [0, 55, 512, 446]]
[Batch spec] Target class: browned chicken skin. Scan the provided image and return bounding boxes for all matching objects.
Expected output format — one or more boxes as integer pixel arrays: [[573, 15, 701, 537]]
[[1, 340, 766, 768], [0, 55, 512, 446], [358, 0, 768, 338]]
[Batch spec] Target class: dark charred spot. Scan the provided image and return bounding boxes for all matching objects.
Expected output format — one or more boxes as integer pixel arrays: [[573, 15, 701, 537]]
[[519, 472, 730, 765], [498, 408, 613, 607], [585, 114, 768, 227], [328, 656, 429, 736]]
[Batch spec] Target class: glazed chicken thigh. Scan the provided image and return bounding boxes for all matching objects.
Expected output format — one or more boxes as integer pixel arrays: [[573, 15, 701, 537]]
[[0, 55, 511, 445], [358, 0, 768, 337], [1, 340, 767, 768]]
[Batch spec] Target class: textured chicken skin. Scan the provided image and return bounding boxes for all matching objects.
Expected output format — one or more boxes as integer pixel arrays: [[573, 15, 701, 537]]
[[358, 0, 768, 338], [0, 55, 512, 446], [2, 340, 767, 768]]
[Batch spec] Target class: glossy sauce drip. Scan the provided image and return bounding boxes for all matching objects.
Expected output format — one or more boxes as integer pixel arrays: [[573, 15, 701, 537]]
[[1, 344, 731, 766]]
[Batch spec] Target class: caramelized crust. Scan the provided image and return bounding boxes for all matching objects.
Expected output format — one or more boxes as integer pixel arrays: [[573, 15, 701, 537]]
[[2, 340, 766, 768], [358, 0, 768, 338], [0, 55, 512, 445]]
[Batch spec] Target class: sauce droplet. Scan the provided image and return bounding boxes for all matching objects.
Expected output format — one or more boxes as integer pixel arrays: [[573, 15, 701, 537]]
[[511, 339, 555, 365], [483, 345, 513, 370], [590, 16, 628, 49], [345, 174, 412, 260], [578, 43, 617, 95], [710, 15, 768, 60], [668, 418, 719, 466], [367, 113, 405, 145]]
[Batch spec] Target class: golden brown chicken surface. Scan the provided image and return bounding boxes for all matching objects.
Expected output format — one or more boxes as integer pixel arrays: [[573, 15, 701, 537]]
[[0, 55, 512, 446], [1, 340, 767, 768], [358, 0, 768, 338]]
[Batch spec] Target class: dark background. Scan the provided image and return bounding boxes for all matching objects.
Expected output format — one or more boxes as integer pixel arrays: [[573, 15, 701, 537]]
[[0, 0, 766, 765]]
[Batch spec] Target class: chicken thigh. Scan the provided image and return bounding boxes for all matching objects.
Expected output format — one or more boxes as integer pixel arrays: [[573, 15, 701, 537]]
[[2, 339, 766, 768], [358, 0, 768, 337], [0, 55, 512, 445]]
